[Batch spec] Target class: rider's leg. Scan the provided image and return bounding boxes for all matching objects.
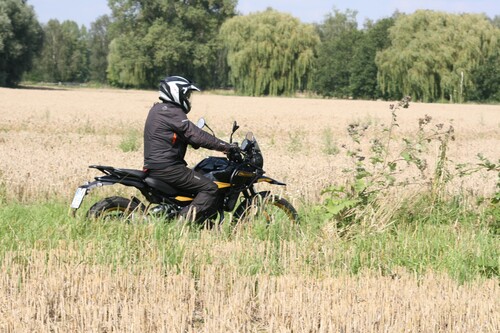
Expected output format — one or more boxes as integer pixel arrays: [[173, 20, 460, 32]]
[[148, 165, 218, 221]]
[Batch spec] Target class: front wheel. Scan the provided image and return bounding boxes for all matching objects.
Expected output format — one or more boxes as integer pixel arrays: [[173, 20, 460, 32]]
[[87, 196, 144, 222], [233, 191, 299, 225]]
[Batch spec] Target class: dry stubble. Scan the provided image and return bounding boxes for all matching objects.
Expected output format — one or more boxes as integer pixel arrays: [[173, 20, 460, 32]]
[[1, 249, 498, 332], [0, 87, 499, 332], [0, 87, 499, 203]]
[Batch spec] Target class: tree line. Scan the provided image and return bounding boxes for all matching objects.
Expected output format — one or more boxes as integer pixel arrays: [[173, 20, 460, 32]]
[[2, 0, 500, 102]]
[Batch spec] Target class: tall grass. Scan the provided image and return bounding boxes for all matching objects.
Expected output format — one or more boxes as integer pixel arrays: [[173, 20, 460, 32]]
[[0, 196, 497, 281]]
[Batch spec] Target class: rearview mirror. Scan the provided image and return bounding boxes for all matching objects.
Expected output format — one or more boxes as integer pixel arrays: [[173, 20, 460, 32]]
[[230, 121, 240, 143], [196, 118, 205, 129], [232, 121, 240, 133]]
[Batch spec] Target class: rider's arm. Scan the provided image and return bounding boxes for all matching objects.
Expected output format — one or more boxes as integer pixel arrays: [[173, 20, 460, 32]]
[[170, 108, 229, 152]]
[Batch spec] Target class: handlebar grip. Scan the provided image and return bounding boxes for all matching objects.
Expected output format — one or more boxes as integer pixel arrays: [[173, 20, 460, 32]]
[[226, 147, 242, 162]]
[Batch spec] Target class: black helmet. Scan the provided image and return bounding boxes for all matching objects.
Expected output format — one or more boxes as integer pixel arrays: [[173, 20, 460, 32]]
[[159, 76, 200, 113]]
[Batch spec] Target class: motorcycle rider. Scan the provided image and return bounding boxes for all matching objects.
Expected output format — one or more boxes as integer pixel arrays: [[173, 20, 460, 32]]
[[143, 75, 234, 222]]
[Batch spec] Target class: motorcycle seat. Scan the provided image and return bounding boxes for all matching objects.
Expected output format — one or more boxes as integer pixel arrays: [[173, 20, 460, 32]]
[[145, 177, 194, 198]]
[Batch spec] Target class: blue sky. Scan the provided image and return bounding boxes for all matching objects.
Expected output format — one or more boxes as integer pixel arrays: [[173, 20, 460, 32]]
[[28, 0, 500, 28]]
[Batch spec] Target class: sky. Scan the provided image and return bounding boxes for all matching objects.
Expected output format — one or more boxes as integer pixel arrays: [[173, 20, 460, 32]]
[[27, 0, 500, 28]]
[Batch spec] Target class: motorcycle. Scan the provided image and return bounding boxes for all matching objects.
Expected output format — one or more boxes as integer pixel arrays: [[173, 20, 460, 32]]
[[69, 119, 298, 225]]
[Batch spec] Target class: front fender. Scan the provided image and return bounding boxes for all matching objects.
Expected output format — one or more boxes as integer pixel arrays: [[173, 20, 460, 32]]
[[256, 176, 286, 186]]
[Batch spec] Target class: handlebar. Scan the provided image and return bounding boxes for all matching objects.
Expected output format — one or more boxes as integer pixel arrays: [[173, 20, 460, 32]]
[[226, 145, 243, 162]]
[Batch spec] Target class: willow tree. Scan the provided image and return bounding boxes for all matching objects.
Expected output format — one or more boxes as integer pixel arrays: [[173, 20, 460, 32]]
[[220, 9, 319, 96], [376, 11, 500, 102]]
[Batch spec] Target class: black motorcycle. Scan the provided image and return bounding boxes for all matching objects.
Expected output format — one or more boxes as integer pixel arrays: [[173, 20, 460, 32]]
[[70, 119, 298, 225]]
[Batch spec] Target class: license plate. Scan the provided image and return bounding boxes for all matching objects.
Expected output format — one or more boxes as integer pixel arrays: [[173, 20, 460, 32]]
[[70, 187, 87, 209]]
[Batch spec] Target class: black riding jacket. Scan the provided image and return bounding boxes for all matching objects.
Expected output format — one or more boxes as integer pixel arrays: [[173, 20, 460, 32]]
[[143, 102, 229, 169]]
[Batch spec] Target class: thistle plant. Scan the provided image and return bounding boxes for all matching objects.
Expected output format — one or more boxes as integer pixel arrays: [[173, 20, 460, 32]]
[[322, 96, 456, 222]]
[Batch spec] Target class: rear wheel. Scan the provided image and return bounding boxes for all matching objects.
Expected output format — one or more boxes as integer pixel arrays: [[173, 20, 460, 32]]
[[233, 191, 299, 225], [87, 196, 144, 222]]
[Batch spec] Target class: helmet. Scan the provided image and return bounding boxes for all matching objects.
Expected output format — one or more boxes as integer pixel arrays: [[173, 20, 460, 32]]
[[159, 76, 200, 113]]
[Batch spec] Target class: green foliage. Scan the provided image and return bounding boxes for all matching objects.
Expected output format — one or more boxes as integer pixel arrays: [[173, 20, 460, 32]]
[[322, 127, 340, 155], [376, 11, 500, 102], [469, 48, 500, 102], [107, 0, 237, 88], [457, 154, 500, 208], [0, 0, 43, 86], [313, 9, 362, 98], [28, 19, 90, 82], [349, 17, 395, 99], [320, 98, 499, 252], [119, 129, 140, 152], [0, 171, 6, 204], [5, 3, 500, 101], [287, 128, 306, 152], [492, 15, 500, 28], [348, 203, 499, 282], [88, 15, 111, 83], [0, 198, 497, 281], [322, 96, 459, 223], [220, 9, 319, 96]]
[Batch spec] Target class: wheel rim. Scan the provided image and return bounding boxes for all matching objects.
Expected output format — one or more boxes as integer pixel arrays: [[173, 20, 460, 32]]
[[98, 207, 128, 221], [92, 206, 143, 222]]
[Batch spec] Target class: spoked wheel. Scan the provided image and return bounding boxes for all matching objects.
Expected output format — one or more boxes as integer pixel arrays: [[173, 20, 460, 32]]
[[86, 196, 144, 222], [233, 191, 299, 225]]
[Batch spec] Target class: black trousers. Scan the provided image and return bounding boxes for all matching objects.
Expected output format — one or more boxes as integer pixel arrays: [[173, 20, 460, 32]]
[[148, 165, 218, 220]]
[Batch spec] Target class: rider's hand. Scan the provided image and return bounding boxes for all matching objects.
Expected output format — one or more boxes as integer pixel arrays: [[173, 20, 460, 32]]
[[225, 144, 241, 161]]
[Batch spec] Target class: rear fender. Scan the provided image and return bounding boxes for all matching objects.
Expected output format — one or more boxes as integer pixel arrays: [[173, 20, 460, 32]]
[[70, 177, 145, 214]]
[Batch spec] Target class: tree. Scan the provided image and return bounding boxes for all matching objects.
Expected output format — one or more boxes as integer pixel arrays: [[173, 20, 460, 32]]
[[349, 17, 395, 99], [107, 0, 237, 88], [220, 9, 319, 96], [376, 11, 500, 102], [0, 0, 42, 86], [470, 46, 500, 102], [313, 9, 361, 98], [491, 15, 500, 28], [29, 20, 89, 82], [88, 15, 111, 83]]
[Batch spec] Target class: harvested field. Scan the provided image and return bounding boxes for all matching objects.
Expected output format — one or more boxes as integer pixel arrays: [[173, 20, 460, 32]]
[[1, 249, 499, 332], [0, 87, 499, 202], [0, 87, 499, 332]]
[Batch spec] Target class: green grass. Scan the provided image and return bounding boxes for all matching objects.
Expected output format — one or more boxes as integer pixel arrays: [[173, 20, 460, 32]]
[[119, 129, 141, 152], [0, 193, 497, 282]]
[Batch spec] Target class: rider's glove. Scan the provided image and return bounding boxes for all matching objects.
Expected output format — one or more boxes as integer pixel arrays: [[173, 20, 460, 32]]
[[225, 144, 241, 161]]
